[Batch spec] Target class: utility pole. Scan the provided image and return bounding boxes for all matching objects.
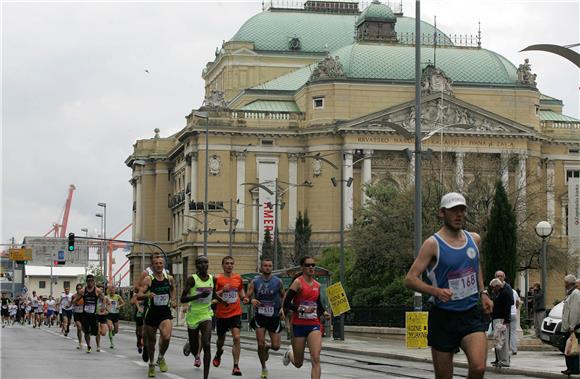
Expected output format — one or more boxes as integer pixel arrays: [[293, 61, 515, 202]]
[[228, 198, 234, 256], [11, 237, 16, 297]]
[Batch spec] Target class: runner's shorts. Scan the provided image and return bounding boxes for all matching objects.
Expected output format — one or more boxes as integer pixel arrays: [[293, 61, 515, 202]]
[[62, 309, 73, 320], [144, 307, 173, 328], [292, 324, 321, 338], [74, 312, 83, 323], [1, 308, 8, 317], [428, 305, 486, 352], [82, 313, 99, 336], [216, 315, 242, 336], [108, 313, 120, 323], [253, 314, 282, 333], [97, 314, 108, 324]]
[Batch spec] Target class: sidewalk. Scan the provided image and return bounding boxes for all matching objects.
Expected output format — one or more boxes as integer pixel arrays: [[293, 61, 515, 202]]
[[167, 320, 573, 379]]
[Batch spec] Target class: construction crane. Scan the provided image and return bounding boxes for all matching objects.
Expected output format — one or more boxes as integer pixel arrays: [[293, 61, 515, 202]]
[[43, 184, 76, 237]]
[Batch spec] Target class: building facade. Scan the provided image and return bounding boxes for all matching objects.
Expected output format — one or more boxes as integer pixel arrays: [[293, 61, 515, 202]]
[[125, 1, 580, 303]]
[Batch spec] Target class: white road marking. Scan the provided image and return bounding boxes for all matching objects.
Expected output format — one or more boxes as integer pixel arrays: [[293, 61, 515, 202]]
[[133, 360, 148, 367], [114, 354, 127, 358], [160, 372, 186, 379]]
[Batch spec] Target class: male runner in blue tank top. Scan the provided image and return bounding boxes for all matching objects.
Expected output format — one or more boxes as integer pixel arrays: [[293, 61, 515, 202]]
[[243, 258, 285, 379], [405, 192, 493, 379]]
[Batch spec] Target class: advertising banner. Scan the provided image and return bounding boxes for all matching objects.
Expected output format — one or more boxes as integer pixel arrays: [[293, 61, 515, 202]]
[[258, 161, 277, 252], [569, 177, 580, 250]]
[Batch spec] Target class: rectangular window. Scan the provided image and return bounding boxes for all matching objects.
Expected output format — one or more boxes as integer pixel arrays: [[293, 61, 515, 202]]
[[260, 139, 274, 146], [313, 97, 324, 109], [567, 170, 580, 183], [63, 281, 70, 290], [39, 281, 46, 289]]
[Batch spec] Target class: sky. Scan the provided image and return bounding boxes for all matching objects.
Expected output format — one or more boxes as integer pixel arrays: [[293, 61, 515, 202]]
[[1, 0, 579, 271]]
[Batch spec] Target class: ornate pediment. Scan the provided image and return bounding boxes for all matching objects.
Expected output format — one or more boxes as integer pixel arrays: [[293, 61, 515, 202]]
[[340, 93, 538, 138]]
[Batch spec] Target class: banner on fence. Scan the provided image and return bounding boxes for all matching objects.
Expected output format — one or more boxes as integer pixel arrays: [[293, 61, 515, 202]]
[[326, 282, 351, 316], [405, 311, 428, 349]]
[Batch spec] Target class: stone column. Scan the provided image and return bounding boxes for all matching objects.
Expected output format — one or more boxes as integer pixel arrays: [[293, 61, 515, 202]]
[[135, 175, 143, 240], [184, 153, 192, 232], [362, 150, 373, 204], [288, 153, 299, 229], [501, 152, 510, 191], [455, 152, 465, 192], [546, 160, 555, 225], [189, 152, 198, 229], [344, 150, 354, 228], [234, 151, 246, 229], [516, 152, 528, 224]]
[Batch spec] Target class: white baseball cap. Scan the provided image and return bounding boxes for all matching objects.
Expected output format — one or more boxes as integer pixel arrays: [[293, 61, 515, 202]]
[[440, 192, 467, 209]]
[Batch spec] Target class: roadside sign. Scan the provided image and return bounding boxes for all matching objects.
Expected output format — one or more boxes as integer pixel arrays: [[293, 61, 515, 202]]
[[326, 282, 351, 316], [22, 237, 89, 267], [405, 311, 428, 349], [21, 286, 28, 294], [8, 248, 32, 261]]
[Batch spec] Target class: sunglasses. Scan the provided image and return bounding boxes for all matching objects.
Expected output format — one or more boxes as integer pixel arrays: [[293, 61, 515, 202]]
[[303, 263, 316, 268]]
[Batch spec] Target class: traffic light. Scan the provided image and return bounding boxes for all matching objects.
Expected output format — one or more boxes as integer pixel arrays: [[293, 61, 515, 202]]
[[68, 233, 75, 251]]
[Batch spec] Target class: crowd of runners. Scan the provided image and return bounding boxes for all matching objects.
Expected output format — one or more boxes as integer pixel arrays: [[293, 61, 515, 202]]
[[2, 253, 330, 379]]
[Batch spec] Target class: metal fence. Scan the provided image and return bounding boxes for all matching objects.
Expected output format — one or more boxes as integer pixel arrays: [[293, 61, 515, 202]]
[[344, 305, 415, 328]]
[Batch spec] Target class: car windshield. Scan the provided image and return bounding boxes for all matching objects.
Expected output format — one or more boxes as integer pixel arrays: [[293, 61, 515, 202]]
[[548, 301, 564, 318]]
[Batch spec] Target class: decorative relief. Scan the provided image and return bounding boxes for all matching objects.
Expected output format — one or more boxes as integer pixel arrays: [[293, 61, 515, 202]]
[[203, 90, 228, 109], [516, 58, 537, 88], [312, 159, 322, 177], [287, 153, 300, 162], [310, 53, 347, 81], [209, 155, 221, 175], [421, 64, 453, 96]]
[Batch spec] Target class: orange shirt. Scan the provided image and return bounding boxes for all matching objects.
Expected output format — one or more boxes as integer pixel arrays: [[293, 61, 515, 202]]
[[215, 273, 243, 319]]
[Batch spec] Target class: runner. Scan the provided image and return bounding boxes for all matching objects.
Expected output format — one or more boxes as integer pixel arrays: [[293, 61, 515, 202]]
[[213, 256, 245, 376], [1, 293, 11, 328], [404, 192, 493, 379], [181, 255, 218, 379], [8, 301, 17, 326], [60, 287, 73, 336], [243, 258, 285, 379], [71, 283, 85, 350], [35, 296, 44, 328], [96, 284, 110, 351], [137, 254, 177, 377], [131, 285, 146, 355], [106, 285, 125, 348], [77, 274, 105, 353], [282, 256, 330, 379]]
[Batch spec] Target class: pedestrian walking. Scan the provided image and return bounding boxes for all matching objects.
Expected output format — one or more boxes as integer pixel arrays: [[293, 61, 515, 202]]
[[561, 274, 580, 375], [404, 192, 493, 379], [490, 277, 513, 367], [531, 283, 545, 338]]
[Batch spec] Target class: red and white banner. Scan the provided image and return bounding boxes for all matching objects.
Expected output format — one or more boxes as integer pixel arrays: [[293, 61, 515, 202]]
[[258, 161, 277, 252]]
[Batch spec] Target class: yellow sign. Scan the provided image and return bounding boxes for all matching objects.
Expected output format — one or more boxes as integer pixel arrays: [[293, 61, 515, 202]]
[[8, 248, 32, 261], [326, 282, 351, 316], [406, 311, 428, 349]]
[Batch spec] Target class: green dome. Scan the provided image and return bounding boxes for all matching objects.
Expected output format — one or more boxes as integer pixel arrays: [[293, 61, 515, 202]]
[[231, 10, 453, 53], [356, 1, 396, 26], [253, 43, 519, 91]]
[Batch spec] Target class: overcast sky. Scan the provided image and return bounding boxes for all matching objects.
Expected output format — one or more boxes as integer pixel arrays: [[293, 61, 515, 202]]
[[2, 0, 579, 255]]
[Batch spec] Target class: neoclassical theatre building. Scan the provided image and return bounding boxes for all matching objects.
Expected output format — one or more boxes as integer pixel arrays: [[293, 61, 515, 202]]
[[126, 0, 579, 297]]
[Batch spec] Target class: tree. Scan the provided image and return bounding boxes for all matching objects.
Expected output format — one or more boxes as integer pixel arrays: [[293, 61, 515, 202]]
[[78, 265, 105, 286], [483, 181, 518, 284], [293, 210, 312, 265], [261, 230, 273, 261]]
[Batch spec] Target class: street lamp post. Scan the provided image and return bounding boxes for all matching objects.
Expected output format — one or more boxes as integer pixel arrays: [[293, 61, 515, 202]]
[[97, 202, 107, 285], [96, 213, 104, 278], [535, 221, 553, 309]]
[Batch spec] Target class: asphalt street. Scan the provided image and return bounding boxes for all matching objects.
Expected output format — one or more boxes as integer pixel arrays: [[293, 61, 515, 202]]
[[1, 323, 531, 378]]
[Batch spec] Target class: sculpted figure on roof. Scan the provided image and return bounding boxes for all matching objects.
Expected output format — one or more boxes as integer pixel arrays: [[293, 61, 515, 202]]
[[421, 64, 453, 96], [203, 90, 228, 110], [310, 53, 347, 81], [517, 58, 537, 88]]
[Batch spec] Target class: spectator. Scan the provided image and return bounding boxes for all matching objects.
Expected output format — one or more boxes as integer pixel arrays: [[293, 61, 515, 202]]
[[561, 274, 580, 375], [490, 278, 513, 368], [531, 283, 545, 338]]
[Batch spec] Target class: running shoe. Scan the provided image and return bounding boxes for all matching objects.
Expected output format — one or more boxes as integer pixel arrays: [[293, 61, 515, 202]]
[[97, 347, 101, 352], [212, 352, 222, 367], [157, 358, 168, 373], [110, 343, 114, 349], [194, 355, 201, 367], [282, 348, 292, 366], [147, 364, 156, 378], [142, 345, 149, 362], [232, 366, 242, 376], [183, 341, 191, 356], [86, 346, 92, 354], [138, 346, 143, 354], [76, 345, 81, 350], [260, 368, 269, 378]]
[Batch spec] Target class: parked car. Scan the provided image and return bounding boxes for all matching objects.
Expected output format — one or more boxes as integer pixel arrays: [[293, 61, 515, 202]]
[[540, 301, 566, 352]]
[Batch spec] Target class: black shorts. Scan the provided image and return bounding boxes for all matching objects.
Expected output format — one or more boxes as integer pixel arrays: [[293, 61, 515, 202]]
[[216, 315, 242, 337], [144, 307, 172, 328], [136, 316, 144, 327], [74, 312, 83, 323], [62, 309, 73, 320], [253, 314, 282, 334], [82, 313, 99, 336], [108, 313, 120, 323], [97, 314, 108, 324], [428, 305, 486, 352], [1, 308, 8, 317]]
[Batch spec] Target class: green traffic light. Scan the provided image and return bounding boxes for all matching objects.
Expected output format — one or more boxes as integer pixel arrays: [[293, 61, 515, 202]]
[[68, 245, 75, 252]]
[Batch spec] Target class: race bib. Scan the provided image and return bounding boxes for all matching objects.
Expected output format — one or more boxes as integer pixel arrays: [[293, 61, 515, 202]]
[[74, 304, 84, 313], [195, 288, 212, 304], [448, 267, 478, 301], [84, 304, 96, 313], [110, 300, 118, 313], [257, 301, 275, 317], [298, 301, 318, 320], [153, 294, 170, 306], [222, 290, 238, 304]]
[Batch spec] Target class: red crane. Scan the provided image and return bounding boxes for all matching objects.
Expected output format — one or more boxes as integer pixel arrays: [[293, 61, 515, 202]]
[[44, 184, 76, 237]]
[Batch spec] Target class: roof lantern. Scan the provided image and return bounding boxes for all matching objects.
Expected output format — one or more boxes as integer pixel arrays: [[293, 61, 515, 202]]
[[356, 1, 397, 42]]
